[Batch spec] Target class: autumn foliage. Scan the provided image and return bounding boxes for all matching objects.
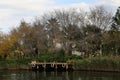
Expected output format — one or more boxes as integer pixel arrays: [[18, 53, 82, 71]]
[[0, 6, 120, 60]]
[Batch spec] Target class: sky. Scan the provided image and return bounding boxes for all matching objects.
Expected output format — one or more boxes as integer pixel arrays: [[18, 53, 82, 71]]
[[0, 0, 119, 33]]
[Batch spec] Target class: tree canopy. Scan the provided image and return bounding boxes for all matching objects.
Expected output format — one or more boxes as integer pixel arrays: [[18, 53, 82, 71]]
[[0, 6, 120, 59]]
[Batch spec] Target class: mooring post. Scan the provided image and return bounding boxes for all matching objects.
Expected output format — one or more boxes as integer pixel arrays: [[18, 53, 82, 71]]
[[43, 64, 46, 71], [55, 63, 57, 70], [37, 65, 39, 69], [66, 64, 68, 70]]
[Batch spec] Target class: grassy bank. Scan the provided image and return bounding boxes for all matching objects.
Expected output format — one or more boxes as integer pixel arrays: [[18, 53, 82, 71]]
[[1, 55, 120, 72], [0, 58, 31, 70], [73, 56, 120, 72]]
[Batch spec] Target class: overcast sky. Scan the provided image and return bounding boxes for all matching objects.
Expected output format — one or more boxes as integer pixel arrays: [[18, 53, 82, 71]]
[[0, 0, 119, 33]]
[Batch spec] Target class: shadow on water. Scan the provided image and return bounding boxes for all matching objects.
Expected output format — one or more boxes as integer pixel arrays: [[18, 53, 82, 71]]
[[0, 70, 120, 80], [31, 64, 73, 72]]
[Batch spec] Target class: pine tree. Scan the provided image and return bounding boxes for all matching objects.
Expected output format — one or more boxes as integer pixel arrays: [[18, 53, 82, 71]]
[[112, 7, 120, 31], [110, 7, 120, 55]]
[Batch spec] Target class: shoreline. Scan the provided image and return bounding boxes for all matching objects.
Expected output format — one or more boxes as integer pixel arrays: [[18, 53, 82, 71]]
[[0, 67, 30, 70], [0, 67, 120, 72], [74, 68, 120, 72], [1, 56, 120, 72]]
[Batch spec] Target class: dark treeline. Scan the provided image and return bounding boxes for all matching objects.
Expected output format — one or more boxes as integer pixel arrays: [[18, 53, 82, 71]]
[[0, 6, 120, 61]]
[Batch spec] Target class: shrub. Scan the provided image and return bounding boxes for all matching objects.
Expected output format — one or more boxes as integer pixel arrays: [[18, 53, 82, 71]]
[[73, 56, 120, 70]]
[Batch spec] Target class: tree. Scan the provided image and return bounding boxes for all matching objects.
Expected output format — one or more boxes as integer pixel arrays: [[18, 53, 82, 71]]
[[16, 20, 48, 57], [109, 6, 120, 55], [32, 19, 48, 54], [112, 7, 120, 30], [0, 33, 18, 58], [88, 6, 113, 31], [54, 9, 83, 56], [87, 6, 113, 55], [80, 25, 101, 56], [45, 18, 61, 51]]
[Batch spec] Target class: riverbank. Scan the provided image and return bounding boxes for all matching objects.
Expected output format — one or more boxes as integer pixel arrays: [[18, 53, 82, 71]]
[[73, 56, 120, 72], [0, 58, 30, 70], [1, 56, 120, 72], [0, 65, 30, 70]]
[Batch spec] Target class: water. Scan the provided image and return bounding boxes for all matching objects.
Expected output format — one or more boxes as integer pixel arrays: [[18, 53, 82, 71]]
[[0, 70, 120, 80]]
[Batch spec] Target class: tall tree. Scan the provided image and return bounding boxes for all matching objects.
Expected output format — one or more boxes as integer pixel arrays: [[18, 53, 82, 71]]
[[81, 25, 101, 56], [54, 9, 83, 55], [109, 6, 120, 55], [87, 6, 113, 55], [112, 7, 120, 30], [88, 6, 113, 31]]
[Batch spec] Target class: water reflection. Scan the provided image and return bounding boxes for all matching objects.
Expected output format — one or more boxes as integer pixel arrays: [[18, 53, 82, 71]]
[[0, 70, 120, 80]]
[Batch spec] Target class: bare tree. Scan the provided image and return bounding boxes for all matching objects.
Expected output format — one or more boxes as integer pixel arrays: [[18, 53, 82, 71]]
[[88, 6, 113, 31], [86, 6, 113, 55], [53, 9, 83, 55]]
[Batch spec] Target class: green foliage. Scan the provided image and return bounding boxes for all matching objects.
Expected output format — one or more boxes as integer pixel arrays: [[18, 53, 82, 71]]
[[101, 6, 120, 55], [38, 53, 54, 62], [37, 49, 68, 62], [112, 6, 120, 30], [70, 54, 83, 60], [73, 56, 120, 70], [0, 56, 31, 69]]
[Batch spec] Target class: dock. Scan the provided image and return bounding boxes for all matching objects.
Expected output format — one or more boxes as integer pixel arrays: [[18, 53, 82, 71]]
[[30, 61, 73, 71]]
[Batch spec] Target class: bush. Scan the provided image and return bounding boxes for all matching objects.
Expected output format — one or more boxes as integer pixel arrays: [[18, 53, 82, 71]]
[[38, 50, 68, 62], [70, 54, 83, 60], [73, 56, 120, 70]]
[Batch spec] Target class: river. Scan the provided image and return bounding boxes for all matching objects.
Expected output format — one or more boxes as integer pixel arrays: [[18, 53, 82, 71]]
[[0, 70, 120, 80]]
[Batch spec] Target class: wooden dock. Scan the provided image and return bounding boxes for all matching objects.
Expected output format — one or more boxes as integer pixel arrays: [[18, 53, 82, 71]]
[[30, 61, 73, 71]]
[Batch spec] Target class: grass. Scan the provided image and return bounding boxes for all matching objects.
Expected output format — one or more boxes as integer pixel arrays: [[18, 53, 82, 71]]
[[73, 55, 120, 71], [0, 57, 31, 69], [1, 54, 120, 71]]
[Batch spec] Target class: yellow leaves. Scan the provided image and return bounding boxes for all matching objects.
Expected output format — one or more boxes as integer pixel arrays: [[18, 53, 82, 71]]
[[0, 33, 18, 57]]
